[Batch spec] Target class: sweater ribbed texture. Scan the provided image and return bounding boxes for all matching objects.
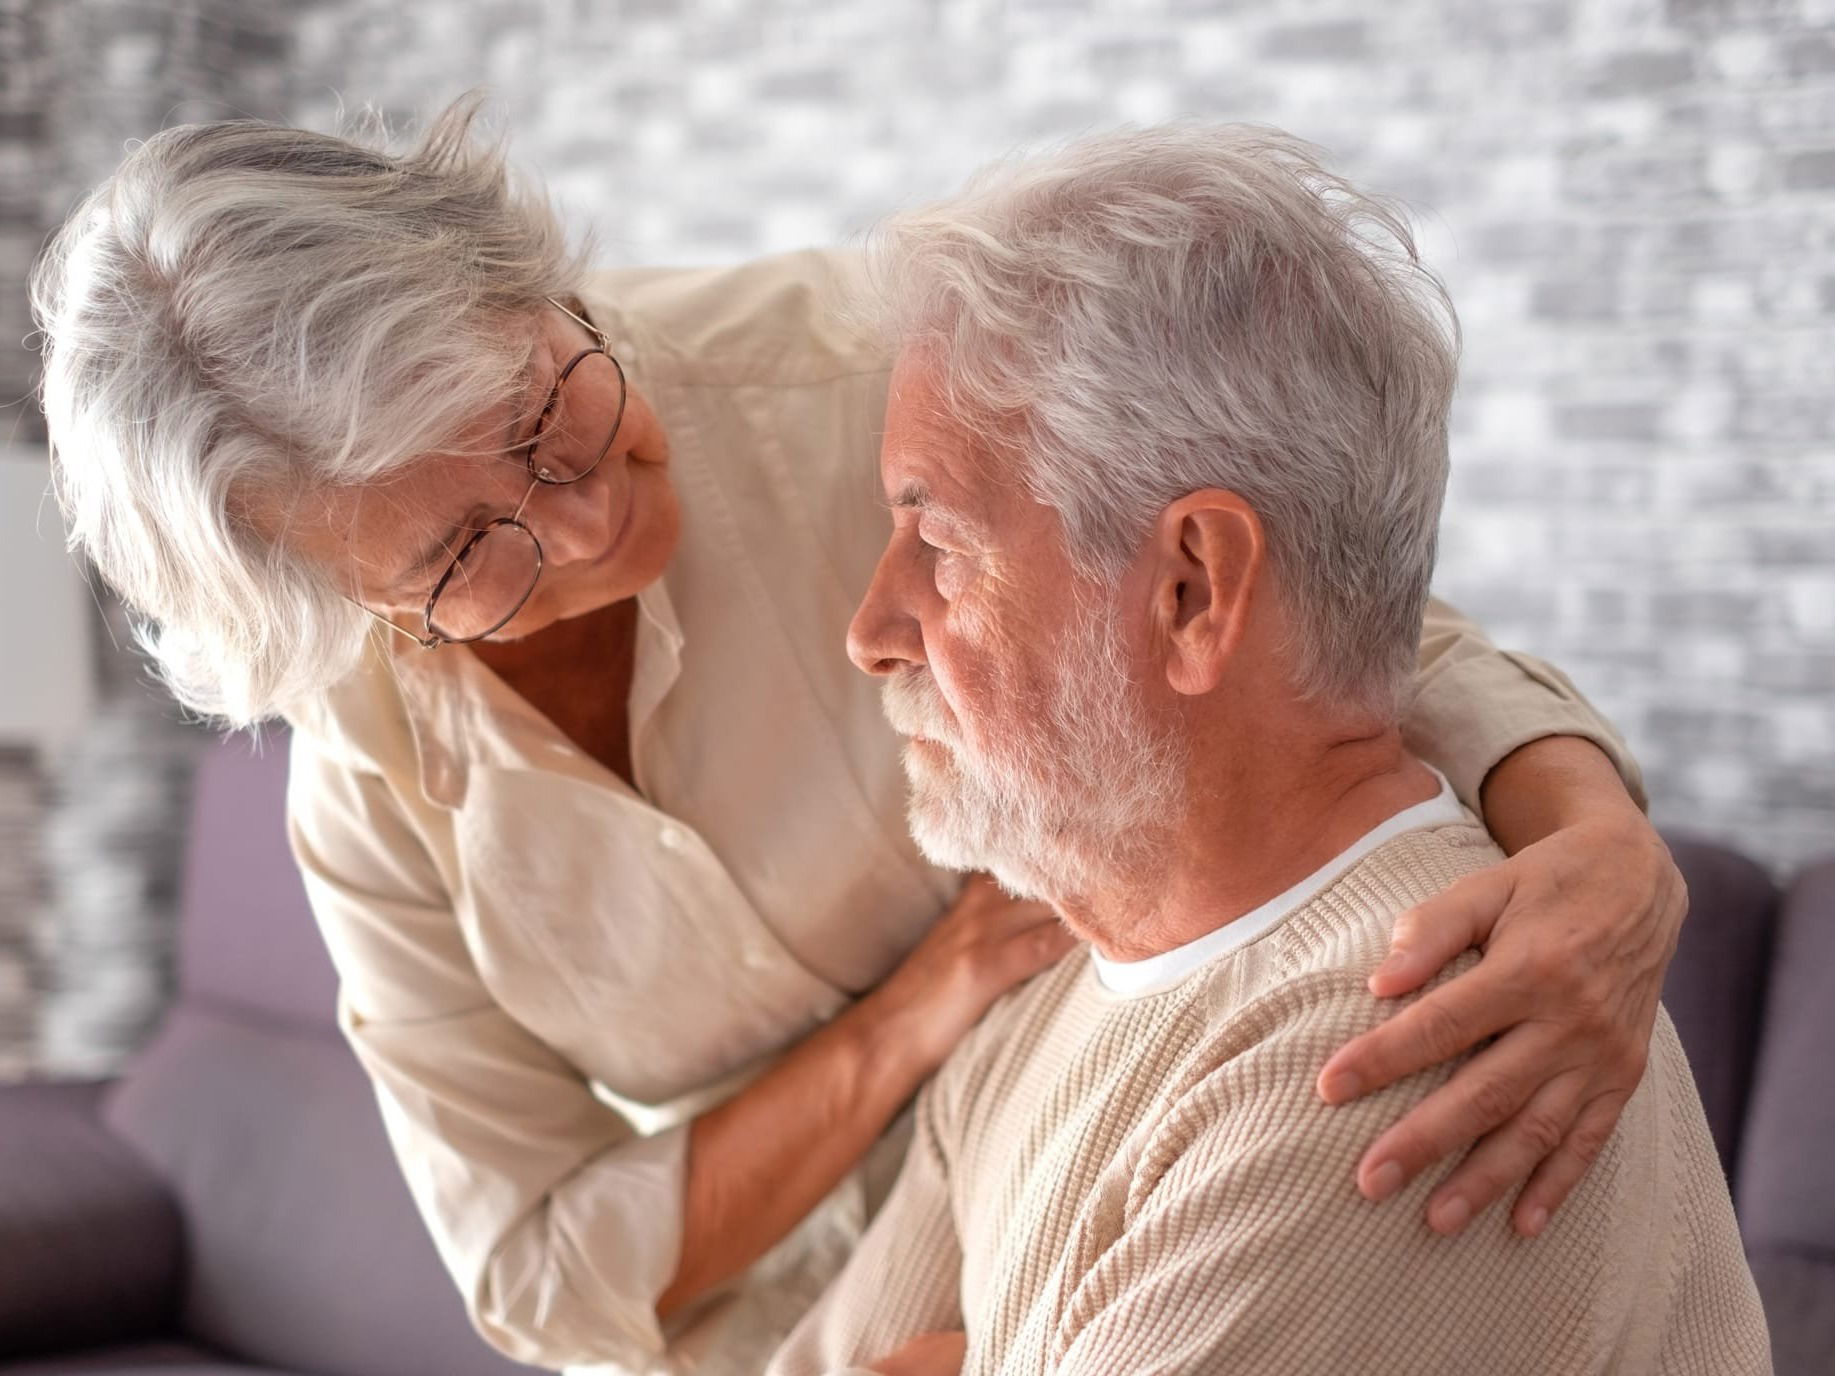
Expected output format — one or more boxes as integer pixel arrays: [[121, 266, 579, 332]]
[[769, 821, 1771, 1376]]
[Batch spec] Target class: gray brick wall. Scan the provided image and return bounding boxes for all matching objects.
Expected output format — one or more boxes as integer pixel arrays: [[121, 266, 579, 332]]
[[280, 0, 1835, 874], [2, 0, 1831, 1074], [1, 0, 290, 1076], [0, 749, 41, 1080], [0, 1, 51, 450]]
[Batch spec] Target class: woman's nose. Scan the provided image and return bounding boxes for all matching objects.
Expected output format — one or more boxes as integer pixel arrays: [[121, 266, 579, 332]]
[[537, 476, 616, 566]]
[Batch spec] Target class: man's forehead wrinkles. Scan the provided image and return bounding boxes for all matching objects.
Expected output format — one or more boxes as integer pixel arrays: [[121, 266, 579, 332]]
[[881, 369, 996, 532]]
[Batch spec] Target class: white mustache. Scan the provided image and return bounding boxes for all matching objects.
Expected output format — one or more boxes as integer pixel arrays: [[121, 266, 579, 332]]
[[880, 670, 957, 746]]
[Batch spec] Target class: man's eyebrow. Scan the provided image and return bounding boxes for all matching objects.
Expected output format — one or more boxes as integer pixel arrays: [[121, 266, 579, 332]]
[[885, 480, 982, 534], [887, 480, 930, 512]]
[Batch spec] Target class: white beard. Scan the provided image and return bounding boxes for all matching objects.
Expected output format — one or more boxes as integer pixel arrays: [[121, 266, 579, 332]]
[[879, 594, 1187, 904]]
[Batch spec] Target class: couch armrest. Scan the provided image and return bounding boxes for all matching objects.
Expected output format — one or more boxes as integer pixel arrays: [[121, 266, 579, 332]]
[[0, 1078, 183, 1357]]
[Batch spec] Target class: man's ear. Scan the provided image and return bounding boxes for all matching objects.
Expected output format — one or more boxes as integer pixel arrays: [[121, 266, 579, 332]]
[[1149, 490, 1265, 696]]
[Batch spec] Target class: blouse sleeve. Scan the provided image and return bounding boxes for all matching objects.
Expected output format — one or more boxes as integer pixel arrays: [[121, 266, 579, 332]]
[[285, 730, 691, 1372], [1405, 596, 1647, 815], [764, 1090, 964, 1376]]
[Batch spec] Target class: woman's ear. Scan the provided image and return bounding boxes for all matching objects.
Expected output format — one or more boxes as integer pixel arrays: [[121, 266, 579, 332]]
[[1150, 490, 1265, 697]]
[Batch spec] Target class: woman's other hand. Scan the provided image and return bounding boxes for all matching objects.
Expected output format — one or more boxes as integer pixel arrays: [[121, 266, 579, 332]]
[[1316, 736, 1685, 1238], [870, 1330, 967, 1376], [868, 874, 1076, 1077]]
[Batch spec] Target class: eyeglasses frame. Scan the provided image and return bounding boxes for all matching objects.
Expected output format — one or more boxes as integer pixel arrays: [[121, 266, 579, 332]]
[[357, 296, 627, 650]]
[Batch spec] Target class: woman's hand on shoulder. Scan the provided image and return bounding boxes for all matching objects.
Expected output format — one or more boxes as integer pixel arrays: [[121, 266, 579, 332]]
[[1316, 763, 1684, 1238], [865, 874, 1076, 1079]]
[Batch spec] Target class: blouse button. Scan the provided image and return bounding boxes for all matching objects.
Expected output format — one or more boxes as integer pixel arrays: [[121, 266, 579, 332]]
[[658, 825, 684, 851], [741, 945, 772, 971]]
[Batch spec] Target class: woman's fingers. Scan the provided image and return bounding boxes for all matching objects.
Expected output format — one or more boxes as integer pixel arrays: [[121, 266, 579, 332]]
[[1510, 1092, 1630, 1237], [1366, 865, 1512, 999], [950, 873, 1056, 937], [998, 918, 1077, 983], [1420, 1068, 1589, 1234], [870, 1330, 967, 1376], [1350, 1019, 1566, 1204], [1318, 955, 1524, 1106], [879, 875, 1074, 1073], [952, 875, 1069, 973], [1326, 812, 1681, 1235]]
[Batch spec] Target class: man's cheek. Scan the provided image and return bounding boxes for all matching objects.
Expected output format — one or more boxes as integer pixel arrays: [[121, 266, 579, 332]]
[[940, 577, 1017, 663], [933, 552, 973, 603]]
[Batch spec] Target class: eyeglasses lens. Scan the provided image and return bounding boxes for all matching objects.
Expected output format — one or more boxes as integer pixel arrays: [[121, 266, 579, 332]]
[[531, 352, 624, 483], [427, 523, 542, 641]]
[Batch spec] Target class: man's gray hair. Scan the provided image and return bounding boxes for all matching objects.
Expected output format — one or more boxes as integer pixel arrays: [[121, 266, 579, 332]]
[[870, 123, 1459, 719], [31, 94, 583, 725]]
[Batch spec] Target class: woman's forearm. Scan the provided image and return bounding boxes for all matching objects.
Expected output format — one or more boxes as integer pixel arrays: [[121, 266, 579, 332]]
[[655, 986, 936, 1319], [656, 875, 1071, 1320], [1478, 734, 1644, 856]]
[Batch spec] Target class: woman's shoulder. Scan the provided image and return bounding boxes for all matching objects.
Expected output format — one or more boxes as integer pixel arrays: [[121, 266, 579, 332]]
[[580, 247, 891, 389], [282, 630, 418, 778]]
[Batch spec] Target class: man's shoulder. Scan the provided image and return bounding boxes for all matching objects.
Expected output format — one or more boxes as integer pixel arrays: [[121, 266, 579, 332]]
[[1268, 818, 1502, 987], [1141, 822, 1504, 1156], [581, 247, 891, 388], [924, 949, 1096, 1126], [1170, 819, 1503, 1048]]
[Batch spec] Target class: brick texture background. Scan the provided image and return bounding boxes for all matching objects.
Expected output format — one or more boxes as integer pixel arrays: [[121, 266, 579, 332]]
[[1, 0, 1831, 1074]]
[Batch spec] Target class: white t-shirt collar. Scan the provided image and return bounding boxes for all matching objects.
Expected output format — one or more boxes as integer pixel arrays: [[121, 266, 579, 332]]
[[1091, 767, 1466, 998]]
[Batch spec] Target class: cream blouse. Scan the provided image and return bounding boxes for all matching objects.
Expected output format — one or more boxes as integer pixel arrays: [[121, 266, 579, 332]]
[[283, 247, 1644, 1376]]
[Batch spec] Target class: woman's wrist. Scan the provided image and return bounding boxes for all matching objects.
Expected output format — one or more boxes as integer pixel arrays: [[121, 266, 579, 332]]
[[662, 991, 937, 1317], [848, 975, 953, 1093]]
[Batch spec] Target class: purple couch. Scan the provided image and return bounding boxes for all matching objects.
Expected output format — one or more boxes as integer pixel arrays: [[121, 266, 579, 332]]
[[1, 734, 1829, 1372], [0, 734, 536, 1376]]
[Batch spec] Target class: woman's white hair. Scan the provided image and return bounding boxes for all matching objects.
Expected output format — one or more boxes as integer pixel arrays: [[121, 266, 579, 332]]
[[30, 94, 585, 726], [869, 123, 1460, 719]]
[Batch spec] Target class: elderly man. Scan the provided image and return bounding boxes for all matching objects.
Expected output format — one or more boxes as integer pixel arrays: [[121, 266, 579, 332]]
[[767, 126, 1768, 1376]]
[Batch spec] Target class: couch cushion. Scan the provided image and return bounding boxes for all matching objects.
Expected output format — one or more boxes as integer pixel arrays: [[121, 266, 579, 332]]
[[1736, 860, 1835, 1374], [101, 1004, 535, 1376], [1736, 860, 1835, 1251], [0, 1080, 180, 1358], [175, 731, 337, 1030], [0, 1338, 304, 1375], [1659, 836, 1780, 1184], [1746, 1248, 1835, 1376]]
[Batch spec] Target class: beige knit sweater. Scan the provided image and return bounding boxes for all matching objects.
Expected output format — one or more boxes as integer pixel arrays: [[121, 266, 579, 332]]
[[767, 818, 1770, 1376]]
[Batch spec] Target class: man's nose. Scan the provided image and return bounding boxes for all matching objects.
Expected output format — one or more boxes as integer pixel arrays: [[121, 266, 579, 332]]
[[848, 545, 925, 677]]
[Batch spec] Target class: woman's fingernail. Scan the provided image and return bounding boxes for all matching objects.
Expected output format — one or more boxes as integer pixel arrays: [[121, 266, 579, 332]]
[[1521, 1206, 1549, 1237], [1366, 1160, 1404, 1201], [1320, 1070, 1362, 1104], [1432, 1196, 1472, 1234]]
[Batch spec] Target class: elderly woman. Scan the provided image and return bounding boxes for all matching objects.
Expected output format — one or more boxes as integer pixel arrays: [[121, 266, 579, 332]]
[[32, 101, 1684, 1375]]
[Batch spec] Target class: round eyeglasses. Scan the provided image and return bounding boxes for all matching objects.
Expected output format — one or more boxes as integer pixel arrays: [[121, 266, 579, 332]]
[[359, 297, 628, 649]]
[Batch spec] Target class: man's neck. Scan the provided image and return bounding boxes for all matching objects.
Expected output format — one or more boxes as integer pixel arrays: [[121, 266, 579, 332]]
[[1063, 728, 1441, 962]]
